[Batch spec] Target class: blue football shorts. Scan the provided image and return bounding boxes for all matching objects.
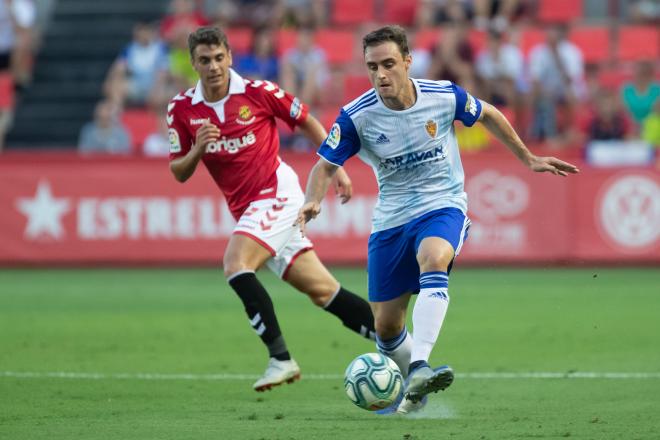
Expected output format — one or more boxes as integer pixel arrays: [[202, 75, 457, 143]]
[[367, 207, 470, 302]]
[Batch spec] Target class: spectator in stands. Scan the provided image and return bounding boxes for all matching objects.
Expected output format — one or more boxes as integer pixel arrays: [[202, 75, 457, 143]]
[[629, 0, 659, 25], [427, 21, 477, 92], [475, 28, 524, 106], [9, 0, 36, 90], [234, 27, 279, 81], [143, 113, 169, 157], [279, 25, 328, 105], [103, 22, 170, 109], [415, 0, 471, 28], [168, 24, 198, 89], [160, 0, 208, 44], [78, 100, 132, 154], [0, 0, 16, 151], [621, 61, 660, 127], [587, 89, 632, 141], [473, 0, 521, 31], [641, 100, 660, 147], [528, 24, 585, 145], [203, 0, 238, 28], [278, 0, 327, 28]]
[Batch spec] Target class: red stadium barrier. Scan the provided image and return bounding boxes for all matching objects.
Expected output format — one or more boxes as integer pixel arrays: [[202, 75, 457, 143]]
[[0, 152, 658, 265]]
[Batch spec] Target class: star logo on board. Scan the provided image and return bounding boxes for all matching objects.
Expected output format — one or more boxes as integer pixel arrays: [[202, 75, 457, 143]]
[[15, 180, 71, 240]]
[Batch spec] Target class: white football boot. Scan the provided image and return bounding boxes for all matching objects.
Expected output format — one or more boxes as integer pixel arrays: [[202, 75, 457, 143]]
[[253, 358, 301, 392]]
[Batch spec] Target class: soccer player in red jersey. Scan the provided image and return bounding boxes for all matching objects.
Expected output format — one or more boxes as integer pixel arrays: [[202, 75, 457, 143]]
[[167, 27, 375, 391]]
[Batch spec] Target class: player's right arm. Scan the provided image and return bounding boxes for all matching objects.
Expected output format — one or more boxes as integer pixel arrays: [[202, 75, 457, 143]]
[[295, 109, 361, 234], [169, 122, 220, 182]]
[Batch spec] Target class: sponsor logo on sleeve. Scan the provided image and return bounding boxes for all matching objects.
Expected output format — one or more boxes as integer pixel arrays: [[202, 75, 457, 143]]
[[169, 128, 181, 153], [465, 93, 477, 116], [326, 123, 341, 149], [290, 97, 303, 119]]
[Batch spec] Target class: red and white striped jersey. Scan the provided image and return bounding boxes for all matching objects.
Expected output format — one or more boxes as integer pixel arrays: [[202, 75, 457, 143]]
[[167, 68, 309, 219]]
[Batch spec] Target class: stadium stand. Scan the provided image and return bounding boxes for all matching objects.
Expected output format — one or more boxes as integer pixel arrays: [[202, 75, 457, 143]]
[[3, 0, 659, 151], [7, 0, 169, 148]]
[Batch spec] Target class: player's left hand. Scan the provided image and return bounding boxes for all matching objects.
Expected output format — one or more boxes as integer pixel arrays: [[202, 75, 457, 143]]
[[528, 156, 580, 177], [334, 167, 353, 204]]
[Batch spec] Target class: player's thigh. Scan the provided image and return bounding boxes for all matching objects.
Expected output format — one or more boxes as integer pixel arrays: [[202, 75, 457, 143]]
[[371, 293, 412, 339], [223, 233, 273, 277], [284, 250, 339, 305], [413, 208, 470, 273], [367, 225, 419, 303]]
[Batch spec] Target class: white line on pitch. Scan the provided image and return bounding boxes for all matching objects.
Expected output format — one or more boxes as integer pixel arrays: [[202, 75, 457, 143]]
[[2, 371, 660, 381]]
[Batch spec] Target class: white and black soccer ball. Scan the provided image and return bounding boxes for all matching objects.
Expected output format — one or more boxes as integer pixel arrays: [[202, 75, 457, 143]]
[[344, 352, 403, 411]]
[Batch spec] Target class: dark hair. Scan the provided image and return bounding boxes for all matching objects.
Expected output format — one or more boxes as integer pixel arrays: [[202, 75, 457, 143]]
[[188, 26, 230, 57], [362, 25, 409, 57]]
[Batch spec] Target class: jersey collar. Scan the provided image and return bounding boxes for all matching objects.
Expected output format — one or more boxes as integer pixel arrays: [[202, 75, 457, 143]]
[[191, 68, 247, 105]]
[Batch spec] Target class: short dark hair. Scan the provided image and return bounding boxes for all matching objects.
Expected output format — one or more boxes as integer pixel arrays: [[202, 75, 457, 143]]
[[188, 26, 230, 57], [362, 25, 410, 58]]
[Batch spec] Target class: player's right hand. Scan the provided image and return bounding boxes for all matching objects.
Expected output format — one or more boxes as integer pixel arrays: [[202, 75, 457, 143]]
[[294, 202, 321, 237], [193, 122, 220, 153]]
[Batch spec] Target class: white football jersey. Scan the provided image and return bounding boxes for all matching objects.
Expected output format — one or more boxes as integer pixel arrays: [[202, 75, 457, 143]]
[[318, 78, 482, 232]]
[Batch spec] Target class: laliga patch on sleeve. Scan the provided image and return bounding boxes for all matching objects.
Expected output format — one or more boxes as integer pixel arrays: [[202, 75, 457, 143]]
[[326, 123, 341, 149], [290, 97, 303, 119], [169, 128, 181, 153]]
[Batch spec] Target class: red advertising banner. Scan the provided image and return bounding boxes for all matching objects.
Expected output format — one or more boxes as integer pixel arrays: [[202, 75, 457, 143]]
[[1, 152, 658, 265]]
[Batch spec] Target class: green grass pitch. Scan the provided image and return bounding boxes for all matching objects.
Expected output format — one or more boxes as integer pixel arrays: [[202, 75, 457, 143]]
[[1, 267, 659, 440]]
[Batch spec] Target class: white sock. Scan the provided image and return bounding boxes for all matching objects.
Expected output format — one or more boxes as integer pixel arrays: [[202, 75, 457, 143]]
[[410, 271, 450, 364], [376, 327, 413, 378]]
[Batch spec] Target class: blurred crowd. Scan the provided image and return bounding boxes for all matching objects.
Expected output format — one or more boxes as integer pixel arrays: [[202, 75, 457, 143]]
[[0, 0, 659, 159]]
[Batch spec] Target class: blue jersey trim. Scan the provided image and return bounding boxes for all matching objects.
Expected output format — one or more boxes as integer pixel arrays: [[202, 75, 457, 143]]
[[345, 90, 376, 114], [346, 96, 378, 116]]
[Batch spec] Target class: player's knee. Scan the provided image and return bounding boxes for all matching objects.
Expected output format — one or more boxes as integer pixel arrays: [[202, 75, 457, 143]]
[[303, 282, 336, 307], [418, 251, 453, 272], [223, 259, 251, 279], [374, 319, 405, 340]]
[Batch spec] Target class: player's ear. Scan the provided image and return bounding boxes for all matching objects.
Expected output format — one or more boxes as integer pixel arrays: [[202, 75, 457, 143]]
[[404, 54, 412, 71]]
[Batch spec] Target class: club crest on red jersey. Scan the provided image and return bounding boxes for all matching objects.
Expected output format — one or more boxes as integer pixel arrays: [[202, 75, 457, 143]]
[[236, 105, 256, 125]]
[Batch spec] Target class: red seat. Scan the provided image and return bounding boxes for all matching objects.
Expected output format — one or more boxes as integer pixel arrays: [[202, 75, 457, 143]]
[[598, 69, 634, 89], [276, 29, 298, 56], [538, 0, 583, 22], [468, 29, 487, 54], [344, 74, 372, 101], [519, 29, 546, 57], [224, 27, 253, 55], [0, 73, 14, 110], [413, 29, 441, 51], [315, 30, 356, 65], [332, 0, 375, 25], [569, 26, 610, 63], [617, 26, 659, 61], [121, 109, 159, 151], [382, 0, 418, 26]]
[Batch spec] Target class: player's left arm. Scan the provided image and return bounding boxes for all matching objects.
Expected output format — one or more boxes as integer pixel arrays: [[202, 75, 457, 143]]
[[477, 101, 580, 176], [298, 113, 352, 203]]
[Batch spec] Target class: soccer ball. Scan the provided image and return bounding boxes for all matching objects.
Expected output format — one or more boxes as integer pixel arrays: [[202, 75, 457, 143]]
[[344, 352, 403, 411]]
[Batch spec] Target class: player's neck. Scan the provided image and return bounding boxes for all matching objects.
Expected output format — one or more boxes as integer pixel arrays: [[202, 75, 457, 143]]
[[380, 79, 416, 111], [201, 81, 230, 103]]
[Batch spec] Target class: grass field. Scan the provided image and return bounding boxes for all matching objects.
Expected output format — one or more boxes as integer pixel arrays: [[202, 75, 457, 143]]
[[1, 267, 659, 440]]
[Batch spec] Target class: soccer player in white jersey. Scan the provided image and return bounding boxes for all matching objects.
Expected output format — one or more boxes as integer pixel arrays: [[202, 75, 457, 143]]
[[296, 25, 579, 413], [168, 27, 376, 392]]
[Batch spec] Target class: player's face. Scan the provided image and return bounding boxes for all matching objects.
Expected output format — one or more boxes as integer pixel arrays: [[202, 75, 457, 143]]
[[364, 42, 412, 103], [192, 43, 233, 94]]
